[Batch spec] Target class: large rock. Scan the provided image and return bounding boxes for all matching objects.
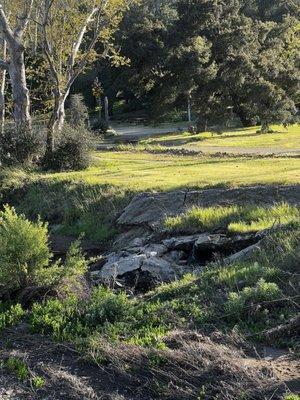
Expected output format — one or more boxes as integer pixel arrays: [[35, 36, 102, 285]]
[[95, 253, 147, 281], [91, 249, 181, 284], [117, 186, 300, 228]]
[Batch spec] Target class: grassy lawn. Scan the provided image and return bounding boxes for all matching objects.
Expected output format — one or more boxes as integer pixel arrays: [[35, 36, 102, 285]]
[[2, 151, 298, 241], [141, 124, 300, 151], [47, 151, 300, 190]]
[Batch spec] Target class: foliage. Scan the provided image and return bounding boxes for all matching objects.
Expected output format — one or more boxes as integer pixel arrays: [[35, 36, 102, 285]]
[[5, 356, 45, 388], [0, 205, 88, 297], [29, 224, 300, 348], [66, 94, 89, 128], [0, 124, 44, 167], [6, 357, 29, 382], [35, 240, 88, 295], [164, 203, 299, 233], [0, 303, 25, 331], [284, 395, 300, 400], [51, 125, 92, 171], [0, 205, 50, 293], [12, 180, 132, 242]]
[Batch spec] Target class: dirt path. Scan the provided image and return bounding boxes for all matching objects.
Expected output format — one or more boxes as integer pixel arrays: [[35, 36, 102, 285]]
[[111, 122, 189, 137]]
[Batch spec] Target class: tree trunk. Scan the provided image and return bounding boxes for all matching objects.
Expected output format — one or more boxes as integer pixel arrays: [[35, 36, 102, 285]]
[[8, 43, 31, 128], [45, 90, 67, 161], [260, 120, 270, 133], [0, 39, 7, 134]]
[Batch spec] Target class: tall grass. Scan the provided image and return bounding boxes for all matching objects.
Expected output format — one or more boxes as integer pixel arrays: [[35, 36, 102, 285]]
[[5, 179, 134, 242], [164, 202, 299, 233]]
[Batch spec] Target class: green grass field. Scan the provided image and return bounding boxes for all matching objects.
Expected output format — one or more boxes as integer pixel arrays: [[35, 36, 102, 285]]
[[3, 151, 298, 241], [141, 124, 300, 152], [46, 151, 299, 190]]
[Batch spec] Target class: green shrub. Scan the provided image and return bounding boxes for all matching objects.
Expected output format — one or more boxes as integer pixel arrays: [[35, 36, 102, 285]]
[[66, 94, 89, 128], [51, 125, 92, 171], [284, 395, 300, 400], [0, 303, 25, 330], [6, 357, 29, 381], [0, 205, 51, 293], [225, 279, 282, 320], [35, 240, 88, 295], [0, 124, 44, 167], [31, 376, 45, 389]]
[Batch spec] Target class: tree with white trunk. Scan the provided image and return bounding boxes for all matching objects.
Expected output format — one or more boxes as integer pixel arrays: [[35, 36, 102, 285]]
[[0, 1, 34, 128], [40, 0, 130, 160]]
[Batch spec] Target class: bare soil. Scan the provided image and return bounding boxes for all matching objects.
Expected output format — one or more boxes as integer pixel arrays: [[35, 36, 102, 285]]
[[0, 326, 299, 400]]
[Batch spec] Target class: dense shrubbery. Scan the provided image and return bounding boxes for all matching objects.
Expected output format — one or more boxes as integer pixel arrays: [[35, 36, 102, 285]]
[[0, 206, 88, 298], [0, 124, 44, 167], [51, 125, 92, 171]]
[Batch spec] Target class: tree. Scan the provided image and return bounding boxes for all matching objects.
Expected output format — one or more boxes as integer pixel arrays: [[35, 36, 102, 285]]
[[39, 0, 130, 161], [154, 0, 299, 130], [0, 1, 33, 127]]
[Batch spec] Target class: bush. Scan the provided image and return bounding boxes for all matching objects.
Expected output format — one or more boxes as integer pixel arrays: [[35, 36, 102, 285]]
[[0, 206, 88, 298], [51, 125, 92, 171], [0, 205, 51, 294], [0, 124, 43, 167], [66, 94, 89, 128]]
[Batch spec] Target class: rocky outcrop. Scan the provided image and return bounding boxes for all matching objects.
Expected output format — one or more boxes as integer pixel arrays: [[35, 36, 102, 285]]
[[90, 232, 265, 290], [117, 185, 300, 228], [90, 185, 299, 290]]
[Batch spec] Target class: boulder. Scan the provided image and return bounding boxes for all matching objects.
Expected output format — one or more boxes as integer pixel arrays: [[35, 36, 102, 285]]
[[91, 249, 180, 284], [117, 186, 300, 229]]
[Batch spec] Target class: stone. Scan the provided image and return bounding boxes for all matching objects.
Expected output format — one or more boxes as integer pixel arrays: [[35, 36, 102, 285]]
[[97, 254, 147, 280], [163, 235, 200, 251], [141, 257, 176, 282], [223, 242, 262, 264], [117, 186, 300, 229]]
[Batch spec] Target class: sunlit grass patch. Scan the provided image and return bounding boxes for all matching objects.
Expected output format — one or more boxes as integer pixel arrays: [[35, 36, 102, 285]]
[[164, 202, 299, 233], [164, 205, 241, 232], [228, 203, 299, 233], [141, 124, 300, 150]]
